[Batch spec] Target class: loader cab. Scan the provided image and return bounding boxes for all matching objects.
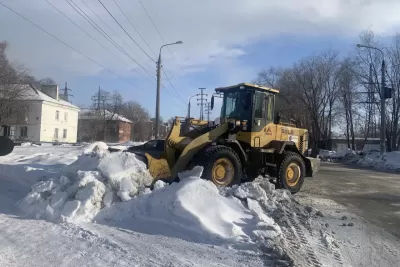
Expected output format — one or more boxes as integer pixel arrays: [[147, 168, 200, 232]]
[[213, 83, 279, 132]]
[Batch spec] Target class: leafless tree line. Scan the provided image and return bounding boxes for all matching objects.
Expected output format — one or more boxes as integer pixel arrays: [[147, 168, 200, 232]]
[[0, 41, 57, 127], [256, 30, 400, 155]]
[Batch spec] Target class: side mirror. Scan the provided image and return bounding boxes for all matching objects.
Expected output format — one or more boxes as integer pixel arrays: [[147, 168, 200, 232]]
[[244, 92, 251, 110], [211, 96, 214, 110], [274, 112, 281, 124]]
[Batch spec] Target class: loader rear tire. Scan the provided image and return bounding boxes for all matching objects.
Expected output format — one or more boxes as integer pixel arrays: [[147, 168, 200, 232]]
[[277, 151, 305, 194], [195, 146, 242, 187]]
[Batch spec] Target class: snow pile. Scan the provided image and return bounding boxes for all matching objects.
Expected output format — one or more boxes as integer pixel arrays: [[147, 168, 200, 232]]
[[83, 141, 109, 155], [96, 167, 289, 258], [357, 151, 400, 171], [17, 142, 153, 222], [319, 149, 336, 158], [107, 141, 144, 151]]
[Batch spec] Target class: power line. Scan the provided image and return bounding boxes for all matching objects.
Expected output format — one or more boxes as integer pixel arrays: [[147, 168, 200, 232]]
[[67, 0, 155, 79], [97, 0, 155, 63], [161, 68, 185, 104], [0, 1, 134, 85], [79, 0, 154, 74], [113, 0, 156, 58], [43, 0, 144, 78], [138, 0, 183, 81], [197, 88, 207, 120], [204, 102, 212, 122]]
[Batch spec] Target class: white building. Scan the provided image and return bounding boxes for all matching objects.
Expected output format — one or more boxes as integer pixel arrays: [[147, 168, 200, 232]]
[[0, 84, 80, 144]]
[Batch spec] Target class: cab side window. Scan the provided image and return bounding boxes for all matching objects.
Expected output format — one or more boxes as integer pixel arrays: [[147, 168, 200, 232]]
[[265, 95, 274, 121], [254, 92, 264, 118]]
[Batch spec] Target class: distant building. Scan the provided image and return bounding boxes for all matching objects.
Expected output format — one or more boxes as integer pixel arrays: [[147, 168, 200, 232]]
[[77, 109, 133, 143], [132, 120, 153, 141], [0, 84, 80, 144], [329, 137, 380, 153]]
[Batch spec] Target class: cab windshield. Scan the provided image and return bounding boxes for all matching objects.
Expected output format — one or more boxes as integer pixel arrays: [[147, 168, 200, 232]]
[[221, 90, 251, 120]]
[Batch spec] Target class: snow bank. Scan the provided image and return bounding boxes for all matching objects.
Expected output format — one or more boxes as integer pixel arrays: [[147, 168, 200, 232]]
[[83, 141, 108, 155], [107, 141, 144, 151], [357, 151, 400, 171], [17, 143, 152, 222], [15, 142, 337, 265], [96, 167, 286, 250]]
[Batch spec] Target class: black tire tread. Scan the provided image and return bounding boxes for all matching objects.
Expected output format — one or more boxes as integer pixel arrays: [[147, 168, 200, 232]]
[[277, 151, 305, 194], [193, 145, 242, 186]]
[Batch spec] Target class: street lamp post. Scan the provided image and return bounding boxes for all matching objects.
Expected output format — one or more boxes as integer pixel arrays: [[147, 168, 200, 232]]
[[356, 44, 386, 154], [155, 41, 183, 138], [188, 94, 199, 118]]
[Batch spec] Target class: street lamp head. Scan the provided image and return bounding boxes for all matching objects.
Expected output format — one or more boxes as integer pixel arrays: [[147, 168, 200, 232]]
[[175, 41, 183, 44]]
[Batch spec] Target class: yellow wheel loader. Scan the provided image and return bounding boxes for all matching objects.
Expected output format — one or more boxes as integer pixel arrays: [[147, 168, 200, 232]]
[[145, 83, 320, 193]]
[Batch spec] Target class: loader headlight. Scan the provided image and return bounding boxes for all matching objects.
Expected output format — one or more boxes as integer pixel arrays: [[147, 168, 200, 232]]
[[235, 120, 241, 126]]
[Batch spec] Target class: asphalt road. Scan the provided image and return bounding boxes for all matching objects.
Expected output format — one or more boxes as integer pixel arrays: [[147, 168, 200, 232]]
[[300, 162, 400, 239]]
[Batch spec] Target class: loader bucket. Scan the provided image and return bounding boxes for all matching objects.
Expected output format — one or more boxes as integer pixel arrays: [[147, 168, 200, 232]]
[[145, 153, 172, 182], [306, 157, 321, 176]]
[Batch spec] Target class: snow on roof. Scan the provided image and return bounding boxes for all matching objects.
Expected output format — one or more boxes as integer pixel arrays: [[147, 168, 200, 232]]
[[79, 108, 133, 123], [0, 84, 79, 109]]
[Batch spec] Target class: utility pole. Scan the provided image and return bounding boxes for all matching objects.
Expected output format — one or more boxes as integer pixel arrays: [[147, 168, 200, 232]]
[[380, 58, 386, 153], [197, 88, 207, 120], [356, 44, 387, 154], [62, 82, 74, 103], [155, 54, 161, 139], [155, 41, 183, 139], [204, 102, 212, 122], [97, 86, 101, 111], [188, 94, 199, 118]]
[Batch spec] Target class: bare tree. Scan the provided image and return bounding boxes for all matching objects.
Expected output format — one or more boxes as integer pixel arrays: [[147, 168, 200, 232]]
[[0, 42, 30, 128], [337, 61, 358, 150], [87, 90, 125, 142], [119, 101, 150, 123], [351, 30, 400, 151], [39, 77, 57, 85], [256, 51, 342, 156]]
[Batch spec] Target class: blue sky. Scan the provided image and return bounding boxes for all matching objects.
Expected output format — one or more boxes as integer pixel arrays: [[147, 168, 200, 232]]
[[67, 34, 356, 119], [1, 0, 399, 120]]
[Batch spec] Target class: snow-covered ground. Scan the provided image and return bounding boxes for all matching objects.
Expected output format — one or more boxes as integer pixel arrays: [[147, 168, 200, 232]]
[[297, 195, 400, 267], [0, 143, 397, 266]]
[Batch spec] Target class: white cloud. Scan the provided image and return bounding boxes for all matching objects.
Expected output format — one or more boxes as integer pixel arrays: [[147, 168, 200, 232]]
[[1, 0, 400, 87]]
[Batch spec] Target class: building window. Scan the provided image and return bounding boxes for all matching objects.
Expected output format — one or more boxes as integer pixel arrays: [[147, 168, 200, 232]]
[[20, 126, 28, 137], [9, 126, 15, 137], [64, 112, 68, 121], [56, 110, 60, 120], [63, 129, 67, 139], [54, 128, 59, 138]]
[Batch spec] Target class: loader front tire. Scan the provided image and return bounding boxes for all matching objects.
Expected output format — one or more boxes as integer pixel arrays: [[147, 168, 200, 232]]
[[277, 151, 305, 194], [196, 146, 242, 187]]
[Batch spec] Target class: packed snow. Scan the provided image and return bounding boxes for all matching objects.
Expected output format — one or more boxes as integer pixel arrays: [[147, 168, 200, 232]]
[[17, 142, 153, 222], [357, 151, 400, 171], [1, 142, 397, 266]]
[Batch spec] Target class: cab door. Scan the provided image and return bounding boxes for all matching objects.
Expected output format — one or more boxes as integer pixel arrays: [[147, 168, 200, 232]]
[[252, 92, 275, 147]]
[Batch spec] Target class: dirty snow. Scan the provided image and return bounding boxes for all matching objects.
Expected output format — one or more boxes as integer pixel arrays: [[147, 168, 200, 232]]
[[357, 151, 400, 171], [0, 143, 399, 266]]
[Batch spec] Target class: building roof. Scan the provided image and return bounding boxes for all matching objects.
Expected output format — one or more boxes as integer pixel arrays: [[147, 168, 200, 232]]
[[79, 108, 133, 123], [0, 84, 79, 109], [215, 83, 280, 94]]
